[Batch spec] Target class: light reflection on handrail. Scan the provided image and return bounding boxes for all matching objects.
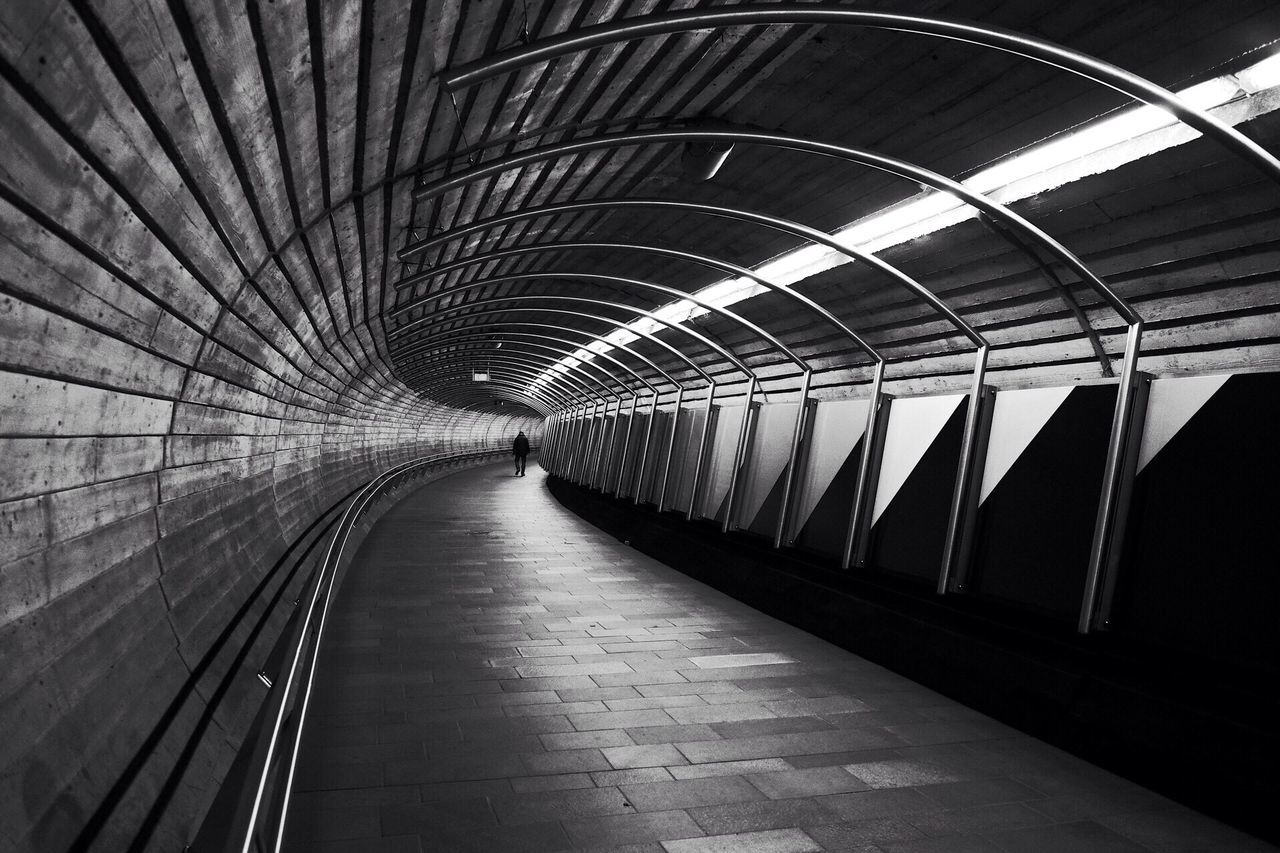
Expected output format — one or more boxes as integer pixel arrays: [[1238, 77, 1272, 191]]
[[237, 446, 514, 853]]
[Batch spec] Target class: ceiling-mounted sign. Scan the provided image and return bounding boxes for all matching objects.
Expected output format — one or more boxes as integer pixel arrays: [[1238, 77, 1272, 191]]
[[472, 371, 490, 381]]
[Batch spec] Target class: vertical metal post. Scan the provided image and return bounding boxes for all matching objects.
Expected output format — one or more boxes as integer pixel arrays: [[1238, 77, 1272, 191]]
[[544, 414, 557, 472], [1079, 321, 1145, 633], [686, 382, 717, 520], [614, 394, 640, 496], [566, 406, 586, 483], [601, 395, 624, 493], [938, 345, 990, 594], [554, 412, 569, 475], [773, 370, 813, 549], [592, 397, 618, 489], [581, 399, 602, 486], [842, 361, 887, 569], [632, 390, 658, 504], [657, 386, 684, 511], [579, 400, 602, 484], [721, 380, 757, 533]]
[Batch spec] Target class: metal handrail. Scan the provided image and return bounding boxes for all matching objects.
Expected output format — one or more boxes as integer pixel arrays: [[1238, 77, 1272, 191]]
[[235, 446, 513, 853]]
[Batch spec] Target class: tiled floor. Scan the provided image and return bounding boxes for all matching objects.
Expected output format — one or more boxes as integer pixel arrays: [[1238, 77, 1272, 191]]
[[286, 460, 1273, 852]]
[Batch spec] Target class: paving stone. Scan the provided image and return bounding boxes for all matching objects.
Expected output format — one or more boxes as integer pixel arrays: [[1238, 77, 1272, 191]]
[[489, 785, 633, 824], [562, 809, 706, 847], [520, 747, 613, 775], [569, 709, 680, 730], [745, 766, 871, 799], [623, 776, 769, 812], [627, 724, 724, 745], [592, 767, 677, 786], [671, 759, 795, 780], [284, 464, 1262, 853], [687, 797, 844, 835], [661, 827, 822, 853], [844, 759, 965, 789], [541, 728, 636, 751], [603, 743, 690, 769]]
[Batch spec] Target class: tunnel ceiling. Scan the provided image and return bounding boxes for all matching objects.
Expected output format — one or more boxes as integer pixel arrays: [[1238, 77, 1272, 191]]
[[5, 0, 1279, 417]]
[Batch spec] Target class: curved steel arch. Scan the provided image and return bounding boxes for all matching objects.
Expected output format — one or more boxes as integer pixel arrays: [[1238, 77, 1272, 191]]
[[429, 5, 1274, 615], [411, 350, 627, 487], [392, 308, 713, 398], [410, 128, 1138, 326], [403, 338, 637, 398], [415, 366, 580, 410], [398, 197, 983, 553], [422, 378, 560, 416], [391, 270, 820, 541], [397, 322, 697, 495], [436, 4, 1280, 183], [398, 197, 985, 348], [395, 237, 880, 363], [398, 329, 662, 395], [390, 293, 761, 380], [390, 271, 811, 372], [391, 293, 768, 513], [402, 337, 654, 487], [402, 353, 622, 418], [428, 379, 559, 413], [394, 305, 739, 511], [395, 321, 684, 391], [396, 238, 889, 547]]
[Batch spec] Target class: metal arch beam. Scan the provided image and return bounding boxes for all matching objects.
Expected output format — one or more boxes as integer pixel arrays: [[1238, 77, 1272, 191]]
[[391, 307, 714, 389], [402, 352, 622, 406], [409, 129, 1139, 327], [395, 239, 882, 363], [431, 387, 553, 415], [423, 380, 559, 416], [393, 297, 758, 506], [427, 6, 1273, 604], [399, 201, 990, 570], [411, 361, 585, 407], [397, 199, 984, 548], [391, 312, 704, 404], [393, 304, 730, 504], [411, 356, 602, 481], [403, 344, 620, 402], [419, 369, 579, 411], [397, 325, 693, 493], [427, 379, 560, 411], [389, 271, 812, 372], [398, 198, 985, 349], [396, 239, 890, 547], [392, 306, 730, 511], [390, 271, 818, 537], [414, 367, 580, 410], [389, 293, 760, 381], [402, 338, 639, 399], [394, 321, 682, 390], [436, 4, 1280, 184], [413, 333, 657, 489], [390, 293, 764, 510], [396, 329, 662, 395]]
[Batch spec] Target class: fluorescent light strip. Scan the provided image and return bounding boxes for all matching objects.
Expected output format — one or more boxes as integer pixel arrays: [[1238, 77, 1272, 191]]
[[531, 51, 1280, 394]]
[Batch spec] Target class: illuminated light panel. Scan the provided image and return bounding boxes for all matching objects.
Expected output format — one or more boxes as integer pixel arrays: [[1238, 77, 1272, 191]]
[[529, 52, 1280, 394]]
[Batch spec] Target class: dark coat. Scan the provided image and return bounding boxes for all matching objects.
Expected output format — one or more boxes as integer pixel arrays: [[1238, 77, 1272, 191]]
[[513, 434, 530, 457]]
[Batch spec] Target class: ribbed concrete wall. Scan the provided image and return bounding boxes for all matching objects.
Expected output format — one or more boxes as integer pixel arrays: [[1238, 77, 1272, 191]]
[[0, 7, 540, 852]]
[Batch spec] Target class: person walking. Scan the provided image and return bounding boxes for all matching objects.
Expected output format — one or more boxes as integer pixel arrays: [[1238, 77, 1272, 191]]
[[512, 430, 530, 476]]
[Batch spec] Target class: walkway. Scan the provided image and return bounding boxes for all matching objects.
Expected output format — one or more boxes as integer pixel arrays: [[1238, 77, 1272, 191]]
[[287, 460, 1271, 853]]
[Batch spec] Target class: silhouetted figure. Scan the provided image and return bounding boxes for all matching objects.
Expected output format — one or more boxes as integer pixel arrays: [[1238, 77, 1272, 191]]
[[513, 430, 530, 476]]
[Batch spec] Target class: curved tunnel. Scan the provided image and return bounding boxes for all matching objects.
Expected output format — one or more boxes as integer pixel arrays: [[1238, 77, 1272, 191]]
[[2, 1, 1279, 851]]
